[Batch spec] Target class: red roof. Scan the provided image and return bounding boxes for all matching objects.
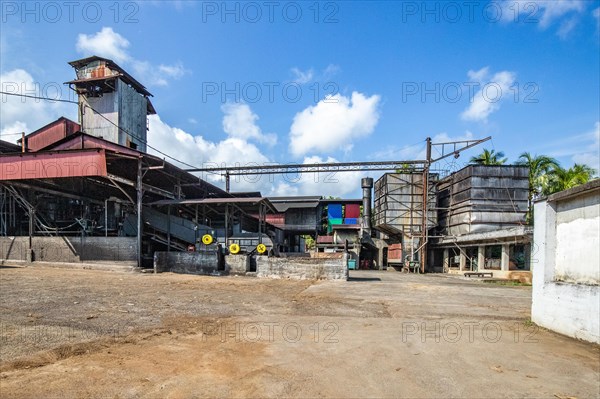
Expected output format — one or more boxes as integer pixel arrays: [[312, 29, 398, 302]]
[[21, 117, 80, 152]]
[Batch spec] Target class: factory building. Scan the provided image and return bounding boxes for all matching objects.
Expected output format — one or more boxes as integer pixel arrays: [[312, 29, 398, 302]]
[[0, 56, 278, 274], [1, 56, 533, 281]]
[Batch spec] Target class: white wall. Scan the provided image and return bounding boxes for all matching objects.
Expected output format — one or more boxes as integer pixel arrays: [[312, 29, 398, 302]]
[[532, 187, 600, 344], [554, 191, 600, 284]]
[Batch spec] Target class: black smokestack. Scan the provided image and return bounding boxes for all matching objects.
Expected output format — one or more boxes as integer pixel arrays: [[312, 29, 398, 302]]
[[361, 177, 373, 234]]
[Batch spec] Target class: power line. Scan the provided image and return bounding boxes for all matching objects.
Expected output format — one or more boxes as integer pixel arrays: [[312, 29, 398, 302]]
[[0, 132, 26, 136], [0, 91, 78, 104], [0, 90, 205, 171]]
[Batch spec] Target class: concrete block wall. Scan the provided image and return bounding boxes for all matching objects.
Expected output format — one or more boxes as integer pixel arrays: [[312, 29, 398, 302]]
[[154, 251, 223, 276], [0, 236, 136, 263], [256, 254, 348, 280], [225, 255, 249, 274]]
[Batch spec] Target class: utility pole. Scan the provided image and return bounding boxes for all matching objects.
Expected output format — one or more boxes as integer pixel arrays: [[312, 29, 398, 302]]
[[420, 137, 432, 273]]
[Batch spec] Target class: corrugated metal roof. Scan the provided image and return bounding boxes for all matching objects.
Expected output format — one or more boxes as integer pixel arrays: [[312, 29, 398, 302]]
[[67, 56, 153, 97], [20, 117, 81, 152], [0, 140, 21, 154], [0, 149, 108, 180]]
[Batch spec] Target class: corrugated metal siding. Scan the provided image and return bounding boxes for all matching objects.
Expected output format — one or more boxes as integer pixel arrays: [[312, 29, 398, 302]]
[[0, 150, 107, 180], [373, 173, 438, 236], [118, 80, 148, 152], [265, 213, 285, 226], [26, 119, 81, 152], [436, 165, 529, 236], [80, 93, 119, 143]]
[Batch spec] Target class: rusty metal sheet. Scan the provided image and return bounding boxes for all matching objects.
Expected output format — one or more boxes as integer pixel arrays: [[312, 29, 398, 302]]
[[24, 117, 80, 152], [0, 149, 107, 180]]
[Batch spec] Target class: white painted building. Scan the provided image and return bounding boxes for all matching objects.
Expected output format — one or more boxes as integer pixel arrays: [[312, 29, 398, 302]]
[[532, 179, 600, 343]]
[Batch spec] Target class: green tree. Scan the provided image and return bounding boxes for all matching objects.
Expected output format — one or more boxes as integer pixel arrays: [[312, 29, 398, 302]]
[[469, 149, 507, 165], [302, 235, 316, 251], [395, 164, 417, 173], [515, 152, 559, 222], [544, 164, 596, 195]]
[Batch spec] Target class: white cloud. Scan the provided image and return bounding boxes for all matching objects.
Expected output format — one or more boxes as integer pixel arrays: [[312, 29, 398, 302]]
[[159, 63, 186, 79], [147, 114, 272, 192], [0, 121, 28, 142], [323, 64, 340, 79], [221, 103, 277, 145], [497, 0, 587, 36], [467, 67, 490, 83], [461, 67, 516, 122], [540, 122, 600, 173], [291, 67, 314, 85], [289, 91, 381, 157], [557, 16, 579, 38], [148, 108, 367, 196], [571, 122, 600, 172], [76, 27, 131, 63], [268, 155, 367, 198], [0, 68, 76, 141], [130, 60, 187, 87], [294, 155, 366, 197], [372, 131, 476, 172], [76, 27, 186, 87]]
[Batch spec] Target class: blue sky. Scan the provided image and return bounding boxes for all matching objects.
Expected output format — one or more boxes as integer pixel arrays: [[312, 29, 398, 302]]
[[1, 0, 599, 196]]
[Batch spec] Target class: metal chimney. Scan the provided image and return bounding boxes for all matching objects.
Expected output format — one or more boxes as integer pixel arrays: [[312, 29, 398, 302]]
[[361, 177, 373, 234]]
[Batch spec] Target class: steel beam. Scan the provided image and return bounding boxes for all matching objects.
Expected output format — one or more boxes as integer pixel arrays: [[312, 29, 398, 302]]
[[185, 160, 427, 175]]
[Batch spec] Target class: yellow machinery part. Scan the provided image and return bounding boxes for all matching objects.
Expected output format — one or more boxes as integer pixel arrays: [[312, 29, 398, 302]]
[[229, 243, 241, 254], [201, 234, 213, 245], [256, 243, 267, 254]]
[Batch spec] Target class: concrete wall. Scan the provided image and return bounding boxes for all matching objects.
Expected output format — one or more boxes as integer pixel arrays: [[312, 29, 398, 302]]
[[225, 254, 249, 275], [256, 254, 348, 280], [553, 190, 600, 284], [154, 251, 223, 275], [532, 182, 600, 343], [0, 236, 137, 263]]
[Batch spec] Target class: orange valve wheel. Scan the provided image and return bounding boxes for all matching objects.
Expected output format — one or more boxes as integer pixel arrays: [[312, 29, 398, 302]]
[[201, 234, 214, 245], [229, 243, 241, 254]]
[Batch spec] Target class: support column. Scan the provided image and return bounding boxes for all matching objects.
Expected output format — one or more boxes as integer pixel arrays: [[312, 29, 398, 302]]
[[27, 207, 34, 262], [443, 248, 449, 272], [224, 204, 229, 248], [136, 157, 143, 269], [260, 203, 266, 244], [104, 199, 108, 237], [477, 246, 485, 271], [459, 251, 467, 271], [501, 243, 510, 271], [167, 205, 171, 252]]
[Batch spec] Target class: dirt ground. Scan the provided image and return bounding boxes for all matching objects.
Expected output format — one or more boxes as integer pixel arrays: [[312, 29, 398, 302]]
[[0, 265, 598, 398]]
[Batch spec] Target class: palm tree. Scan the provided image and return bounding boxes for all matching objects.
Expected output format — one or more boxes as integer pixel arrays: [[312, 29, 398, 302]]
[[516, 152, 559, 196], [515, 153, 559, 224], [544, 164, 596, 195], [469, 149, 507, 165]]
